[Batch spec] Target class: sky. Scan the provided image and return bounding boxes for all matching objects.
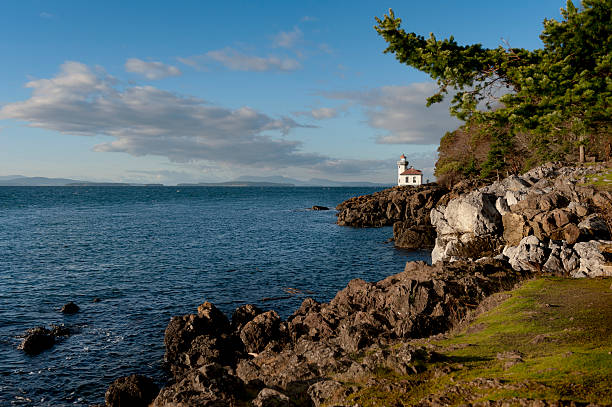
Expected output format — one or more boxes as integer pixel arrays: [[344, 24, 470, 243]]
[[0, 0, 566, 185]]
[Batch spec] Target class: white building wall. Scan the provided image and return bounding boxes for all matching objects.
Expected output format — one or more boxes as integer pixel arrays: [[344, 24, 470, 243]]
[[398, 174, 423, 186]]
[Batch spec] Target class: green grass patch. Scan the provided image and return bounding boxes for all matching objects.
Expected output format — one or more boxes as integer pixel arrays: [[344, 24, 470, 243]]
[[582, 168, 612, 191], [342, 277, 612, 406]]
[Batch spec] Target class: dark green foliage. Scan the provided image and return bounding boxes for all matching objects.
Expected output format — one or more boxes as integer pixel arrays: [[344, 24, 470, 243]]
[[375, 0, 612, 178]]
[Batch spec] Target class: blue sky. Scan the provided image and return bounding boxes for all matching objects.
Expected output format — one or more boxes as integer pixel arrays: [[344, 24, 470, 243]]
[[0, 0, 565, 184]]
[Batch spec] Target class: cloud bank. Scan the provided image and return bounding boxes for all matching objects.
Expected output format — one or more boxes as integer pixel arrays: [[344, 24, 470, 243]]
[[325, 83, 461, 145], [206, 48, 301, 72], [125, 58, 182, 80], [0, 61, 323, 168]]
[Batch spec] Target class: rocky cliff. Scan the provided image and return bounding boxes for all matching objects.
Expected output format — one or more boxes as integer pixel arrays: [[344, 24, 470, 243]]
[[431, 163, 612, 277], [336, 184, 448, 249], [108, 259, 527, 407]]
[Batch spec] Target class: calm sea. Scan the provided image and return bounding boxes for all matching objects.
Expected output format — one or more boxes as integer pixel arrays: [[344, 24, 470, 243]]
[[0, 186, 430, 406]]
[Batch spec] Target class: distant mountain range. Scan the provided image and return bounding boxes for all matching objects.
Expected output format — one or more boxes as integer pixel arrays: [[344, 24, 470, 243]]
[[233, 175, 391, 187], [0, 176, 140, 186], [0, 175, 391, 187]]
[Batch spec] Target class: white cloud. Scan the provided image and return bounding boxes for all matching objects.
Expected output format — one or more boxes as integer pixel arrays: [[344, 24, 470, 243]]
[[318, 43, 333, 54], [125, 58, 182, 80], [206, 48, 301, 72], [273, 27, 302, 48], [39, 12, 54, 19], [300, 16, 318, 22], [294, 107, 338, 120], [176, 56, 200, 68], [324, 83, 461, 145], [0, 61, 323, 168]]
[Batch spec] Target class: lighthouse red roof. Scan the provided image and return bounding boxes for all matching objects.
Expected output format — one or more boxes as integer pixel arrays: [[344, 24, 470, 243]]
[[400, 168, 422, 175], [400, 154, 406, 159]]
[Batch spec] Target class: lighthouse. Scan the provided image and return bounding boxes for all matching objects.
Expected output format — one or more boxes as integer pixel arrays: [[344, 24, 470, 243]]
[[397, 154, 423, 186]]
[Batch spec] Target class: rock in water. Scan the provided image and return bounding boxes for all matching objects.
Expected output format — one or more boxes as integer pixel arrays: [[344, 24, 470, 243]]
[[105, 374, 159, 407], [61, 301, 79, 314], [311, 205, 329, 211], [19, 327, 55, 355]]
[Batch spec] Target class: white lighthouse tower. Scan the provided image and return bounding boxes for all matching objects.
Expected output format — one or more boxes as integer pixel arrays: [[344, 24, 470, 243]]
[[397, 154, 423, 186], [397, 154, 408, 182]]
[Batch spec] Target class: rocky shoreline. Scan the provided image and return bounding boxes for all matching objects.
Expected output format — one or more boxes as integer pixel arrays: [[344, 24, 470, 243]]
[[100, 163, 611, 406]]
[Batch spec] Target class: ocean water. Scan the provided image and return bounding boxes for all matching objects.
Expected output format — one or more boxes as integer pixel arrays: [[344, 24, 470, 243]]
[[0, 186, 430, 406]]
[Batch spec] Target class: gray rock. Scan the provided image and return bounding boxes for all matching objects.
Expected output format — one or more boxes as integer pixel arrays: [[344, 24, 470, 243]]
[[505, 190, 521, 206], [495, 197, 510, 216], [505, 235, 548, 272], [443, 191, 500, 236], [572, 240, 612, 278], [578, 214, 611, 240], [431, 191, 501, 263]]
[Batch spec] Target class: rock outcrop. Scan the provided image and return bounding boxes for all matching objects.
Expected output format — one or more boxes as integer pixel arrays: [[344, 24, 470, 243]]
[[431, 163, 612, 277], [140, 258, 528, 406], [336, 184, 448, 249], [105, 374, 159, 407]]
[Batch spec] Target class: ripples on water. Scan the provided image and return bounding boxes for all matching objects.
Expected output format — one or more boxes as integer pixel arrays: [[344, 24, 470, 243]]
[[0, 186, 430, 406]]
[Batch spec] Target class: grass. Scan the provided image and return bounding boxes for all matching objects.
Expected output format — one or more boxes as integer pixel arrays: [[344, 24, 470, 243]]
[[580, 164, 612, 191], [339, 277, 612, 406]]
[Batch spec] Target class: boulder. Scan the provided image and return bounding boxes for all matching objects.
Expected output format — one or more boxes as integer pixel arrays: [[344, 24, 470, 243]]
[[105, 374, 159, 407], [310, 205, 329, 211], [19, 327, 55, 355], [61, 301, 79, 314], [431, 191, 502, 263], [164, 301, 230, 371], [307, 380, 347, 407], [240, 310, 286, 353], [502, 213, 528, 246], [443, 191, 500, 235], [578, 214, 611, 240], [432, 234, 502, 264], [171, 333, 242, 378], [152, 363, 246, 407], [231, 304, 263, 333], [572, 240, 612, 278], [252, 388, 293, 407], [503, 235, 548, 272], [563, 223, 581, 245]]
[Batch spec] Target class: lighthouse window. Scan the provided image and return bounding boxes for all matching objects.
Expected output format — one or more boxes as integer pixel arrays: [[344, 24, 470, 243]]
[[405, 177, 409, 183], [413, 177, 416, 183]]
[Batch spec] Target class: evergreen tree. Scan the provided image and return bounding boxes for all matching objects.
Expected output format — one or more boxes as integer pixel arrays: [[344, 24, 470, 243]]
[[375, 0, 611, 176]]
